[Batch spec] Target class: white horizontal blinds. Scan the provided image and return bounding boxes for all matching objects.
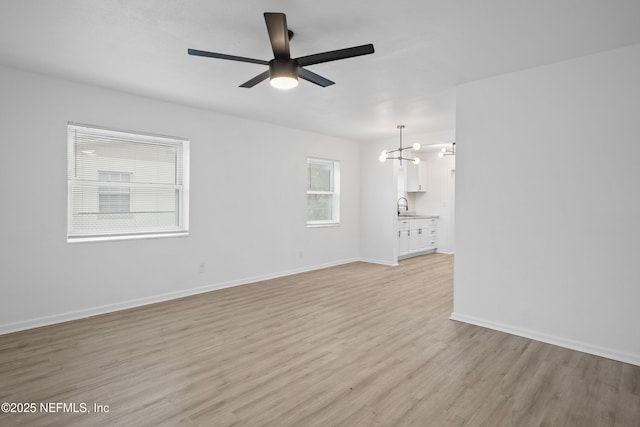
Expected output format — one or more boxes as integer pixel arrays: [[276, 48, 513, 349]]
[[68, 124, 188, 239], [69, 130, 183, 185]]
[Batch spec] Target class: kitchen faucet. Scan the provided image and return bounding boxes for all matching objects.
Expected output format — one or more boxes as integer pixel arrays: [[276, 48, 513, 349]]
[[397, 197, 408, 216]]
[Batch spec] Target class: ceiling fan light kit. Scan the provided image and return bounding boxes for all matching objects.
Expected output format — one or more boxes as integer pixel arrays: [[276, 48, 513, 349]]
[[188, 12, 374, 89], [269, 59, 299, 89]]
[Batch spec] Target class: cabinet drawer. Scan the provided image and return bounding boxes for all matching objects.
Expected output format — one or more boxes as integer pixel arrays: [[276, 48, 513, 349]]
[[411, 219, 430, 229], [398, 220, 411, 230]]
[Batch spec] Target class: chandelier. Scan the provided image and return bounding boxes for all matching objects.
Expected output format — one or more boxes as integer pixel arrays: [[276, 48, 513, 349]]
[[378, 125, 421, 165], [438, 142, 456, 157]]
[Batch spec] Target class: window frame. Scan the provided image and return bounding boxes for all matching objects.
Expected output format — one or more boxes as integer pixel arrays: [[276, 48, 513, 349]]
[[67, 122, 190, 243], [306, 157, 340, 228]]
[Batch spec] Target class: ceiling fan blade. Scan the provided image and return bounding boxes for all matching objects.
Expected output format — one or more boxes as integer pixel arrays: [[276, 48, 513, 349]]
[[264, 12, 290, 59], [188, 48, 269, 65], [296, 44, 375, 67], [239, 70, 271, 88], [298, 67, 335, 87]]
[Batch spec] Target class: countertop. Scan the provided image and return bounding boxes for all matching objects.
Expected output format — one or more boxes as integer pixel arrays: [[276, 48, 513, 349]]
[[397, 214, 439, 220]]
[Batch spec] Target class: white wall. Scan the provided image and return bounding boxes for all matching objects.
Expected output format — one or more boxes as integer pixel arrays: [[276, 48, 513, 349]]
[[453, 44, 640, 365], [359, 139, 398, 265], [0, 65, 362, 333]]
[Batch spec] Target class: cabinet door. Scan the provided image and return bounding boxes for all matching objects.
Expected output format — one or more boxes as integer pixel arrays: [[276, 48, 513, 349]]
[[409, 227, 421, 253], [408, 220, 427, 253], [416, 227, 431, 252], [398, 220, 410, 256], [406, 162, 427, 192], [398, 228, 410, 255]]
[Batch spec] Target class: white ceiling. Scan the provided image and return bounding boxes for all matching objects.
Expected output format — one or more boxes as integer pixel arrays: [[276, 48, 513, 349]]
[[2, 1, 640, 145]]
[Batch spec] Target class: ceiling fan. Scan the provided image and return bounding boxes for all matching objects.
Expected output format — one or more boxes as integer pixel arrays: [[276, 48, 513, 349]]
[[188, 12, 375, 89]]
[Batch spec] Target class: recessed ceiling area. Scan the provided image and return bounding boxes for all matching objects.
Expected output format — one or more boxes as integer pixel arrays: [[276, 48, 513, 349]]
[[1, 1, 640, 144]]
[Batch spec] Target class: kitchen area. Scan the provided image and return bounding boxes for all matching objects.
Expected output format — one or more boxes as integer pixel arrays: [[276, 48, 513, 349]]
[[394, 145, 455, 261]]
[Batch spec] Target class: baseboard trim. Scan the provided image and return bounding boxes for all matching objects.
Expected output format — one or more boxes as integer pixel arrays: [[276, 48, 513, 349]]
[[0, 258, 362, 336], [358, 257, 397, 267], [450, 312, 640, 367], [398, 248, 436, 261]]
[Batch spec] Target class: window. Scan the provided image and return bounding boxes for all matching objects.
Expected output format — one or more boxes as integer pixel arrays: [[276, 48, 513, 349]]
[[67, 123, 189, 242], [307, 158, 340, 226]]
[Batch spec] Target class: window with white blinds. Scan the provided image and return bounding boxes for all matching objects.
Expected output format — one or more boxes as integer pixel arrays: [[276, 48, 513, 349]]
[[67, 123, 189, 242]]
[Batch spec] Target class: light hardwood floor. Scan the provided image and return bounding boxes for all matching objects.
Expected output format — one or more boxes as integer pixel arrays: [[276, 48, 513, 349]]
[[1, 254, 639, 426]]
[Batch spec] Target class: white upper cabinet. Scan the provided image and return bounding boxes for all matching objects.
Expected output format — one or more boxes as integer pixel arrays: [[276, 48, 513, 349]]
[[406, 161, 427, 192]]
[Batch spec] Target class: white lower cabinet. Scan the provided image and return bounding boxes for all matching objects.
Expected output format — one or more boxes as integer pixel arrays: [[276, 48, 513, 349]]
[[409, 219, 430, 253], [398, 217, 438, 259]]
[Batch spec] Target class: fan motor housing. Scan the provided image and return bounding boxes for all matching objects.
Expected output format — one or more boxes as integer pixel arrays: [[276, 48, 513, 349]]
[[269, 59, 299, 79]]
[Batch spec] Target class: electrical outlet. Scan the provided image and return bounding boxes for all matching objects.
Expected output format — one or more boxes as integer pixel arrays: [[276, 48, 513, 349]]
[[198, 263, 206, 274]]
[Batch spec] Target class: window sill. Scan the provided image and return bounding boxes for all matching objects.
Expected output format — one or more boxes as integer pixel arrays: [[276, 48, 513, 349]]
[[306, 223, 340, 229], [67, 230, 189, 243]]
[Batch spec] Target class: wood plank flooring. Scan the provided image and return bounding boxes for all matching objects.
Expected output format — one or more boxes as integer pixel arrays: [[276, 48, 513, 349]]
[[1, 254, 639, 426]]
